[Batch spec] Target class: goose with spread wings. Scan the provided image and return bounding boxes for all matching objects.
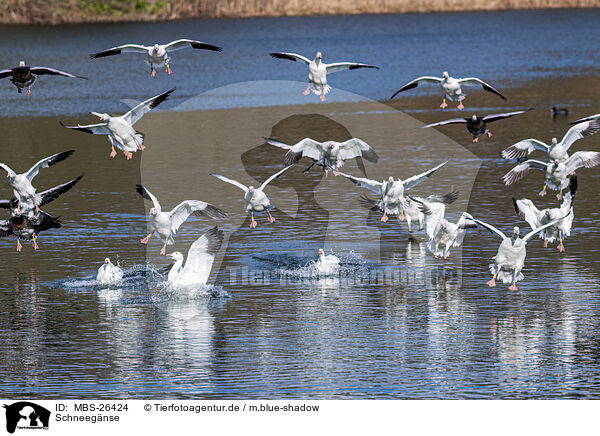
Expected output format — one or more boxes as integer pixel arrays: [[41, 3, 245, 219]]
[[265, 137, 378, 175], [502, 153, 600, 199], [410, 195, 476, 258], [467, 212, 570, 290], [421, 110, 531, 142], [512, 176, 577, 252], [60, 88, 174, 160], [136, 184, 228, 255], [0, 61, 86, 96], [270, 51, 378, 101], [166, 226, 224, 289], [336, 160, 449, 222], [211, 165, 293, 228], [0, 198, 61, 251], [0, 150, 75, 213], [502, 118, 600, 161], [91, 39, 222, 76], [391, 72, 506, 110]]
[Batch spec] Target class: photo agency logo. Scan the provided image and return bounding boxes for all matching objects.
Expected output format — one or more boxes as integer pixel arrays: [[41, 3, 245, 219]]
[[3, 402, 50, 434], [135, 80, 481, 293]]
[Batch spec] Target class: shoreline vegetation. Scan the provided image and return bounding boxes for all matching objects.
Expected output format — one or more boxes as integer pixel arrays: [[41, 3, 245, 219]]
[[1, 0, 598, 25]]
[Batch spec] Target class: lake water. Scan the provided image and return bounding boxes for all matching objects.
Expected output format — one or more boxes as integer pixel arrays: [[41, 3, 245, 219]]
[[1, 10, 600, 399]]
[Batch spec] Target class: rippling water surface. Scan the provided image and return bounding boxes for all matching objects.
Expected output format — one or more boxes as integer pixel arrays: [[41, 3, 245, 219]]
[[1, 10, 600, 399]]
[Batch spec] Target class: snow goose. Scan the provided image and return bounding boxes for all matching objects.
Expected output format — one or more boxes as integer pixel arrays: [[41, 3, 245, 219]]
[[91, 40, 222, 76], [60, 88, 174, 160], [502, 153, 600, 199], [265, 137, 378, 175], [136, 184, 227, 255], [421, 110, 531, 142], [0, 61, 86, 96], [0, 150, 74, 212], [410, 195, 476, 258], [211, 165, 292, 228], [166, 226, 224, 288], [270, 51, 378, 101], [390, 72, 506, 109], [467, 212, 570, 290], [512, 176, 577, 252], [97, 258, 124, 285], [502, 118, 600, 161], [0, 198, 61, 251], [315, 248, 340, 275], [336, 160, 449, 222], [0, 175, 83, 216]]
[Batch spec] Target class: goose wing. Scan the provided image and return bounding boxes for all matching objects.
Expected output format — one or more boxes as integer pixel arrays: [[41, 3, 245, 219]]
[[269, 52, 311, 64], [169, 200, 226, 235], [570, 113, 600, 125], [565, 151, 600, 174], [163, 39, 222, 52], [523, 212, 572, 241], [25, 150, 74, 182], [336, 138, 378, 163], [211, 174, 249, 192], [0, 69, 13, 79], [59, 121, 110, 135], [457, 77, 506, 100], [29, 67, 87, 79], [260, 165, 293, 190], [402, 160, 448, 190], [424, 188, 459, 205], [325, 62, 379, 74], [502, 139, 550, 159], [0, 219, 13, 237], [38, 175, 83, 207], [467, 215, 507, 240], [123, 88, 175, 126], [482, 109, 531, 123], [409, 196, 445, 239], [390, 76, 442, 99], [90, 44, 150, 59], [181, 227, 224, 285], [278, 138, 325, 166], [512, 197, 542, 229], [135, 184, 162, 212], [335, 171, 383, 194], [502, 159, 549, 186], [420, 118, 468, 128], [0, 163, 15, 176], [561, 118, 600, 151]]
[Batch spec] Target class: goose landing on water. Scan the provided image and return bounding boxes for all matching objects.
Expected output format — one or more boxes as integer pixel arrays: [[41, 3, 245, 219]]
[[166, 227, 224, 289], [391, 72, 506, 110], [315, 249, 340, 275], [270, 51, 378, 102], [97, 258, 124, 285]]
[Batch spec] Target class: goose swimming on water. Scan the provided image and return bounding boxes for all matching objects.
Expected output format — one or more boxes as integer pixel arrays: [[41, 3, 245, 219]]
[[97, 258, 124, 285]]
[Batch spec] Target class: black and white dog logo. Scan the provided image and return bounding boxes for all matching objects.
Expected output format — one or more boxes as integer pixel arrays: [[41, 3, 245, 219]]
[[3, 402, 50, 434]]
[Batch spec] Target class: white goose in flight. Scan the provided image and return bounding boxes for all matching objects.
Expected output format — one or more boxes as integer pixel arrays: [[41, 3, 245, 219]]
[[502, 153, 600, 199], [391, 72, 506, 110], [270, 51, 378, 101], [336, 160, 449, 222], [0, 150, 74, 212], [265, 137, 378, 175], [136, 184, 228, 255], [166, 227, 224, 288], [467, 212, 570, 291], [60, 88, 174, 160], [91, 39, 222, 76], [512, 176, 577, 252], [211, 165, 293, 228], [502, 118, 600, 161]]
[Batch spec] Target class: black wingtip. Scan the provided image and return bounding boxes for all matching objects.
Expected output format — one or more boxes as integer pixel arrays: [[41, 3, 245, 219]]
[[512, 197, 520, 216]]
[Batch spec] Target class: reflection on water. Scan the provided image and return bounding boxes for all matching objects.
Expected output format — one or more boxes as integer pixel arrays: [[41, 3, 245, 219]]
[[1, 11, 600, 399]]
